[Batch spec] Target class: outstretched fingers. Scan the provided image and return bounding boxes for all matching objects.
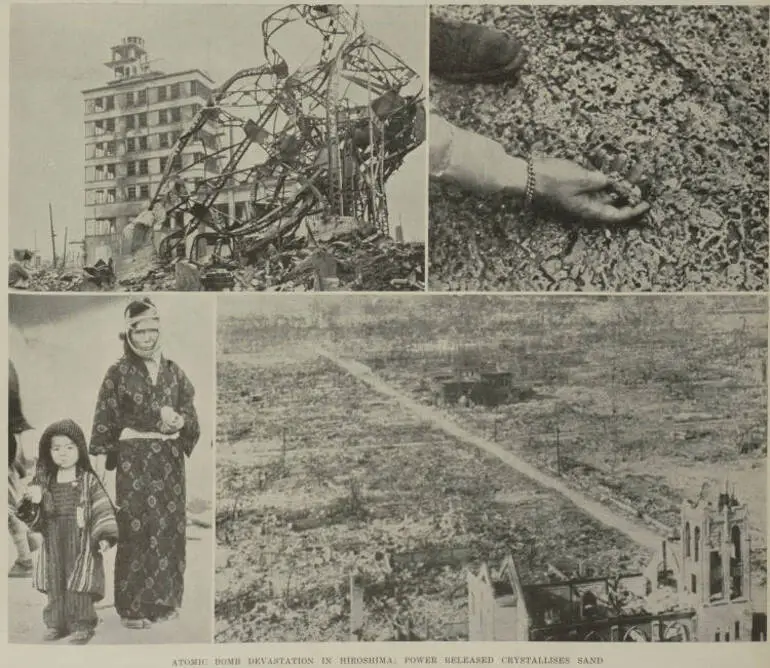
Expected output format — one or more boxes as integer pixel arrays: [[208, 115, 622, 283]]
[[581, 199, 651, 224]]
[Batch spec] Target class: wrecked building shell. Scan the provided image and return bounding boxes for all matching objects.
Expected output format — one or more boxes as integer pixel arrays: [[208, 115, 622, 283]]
[[132, 4, 425, 291]]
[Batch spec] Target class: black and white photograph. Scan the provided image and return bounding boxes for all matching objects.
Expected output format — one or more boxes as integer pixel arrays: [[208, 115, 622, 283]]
[[214, 294, 766, 643], [8, 295, 215, 644], [9, 3, 427, 293], [428, 5, 769, 292]]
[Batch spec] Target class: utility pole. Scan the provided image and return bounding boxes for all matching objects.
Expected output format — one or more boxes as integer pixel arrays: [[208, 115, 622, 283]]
[[49, 202, 57, 267], [61, 227, 68, 268]]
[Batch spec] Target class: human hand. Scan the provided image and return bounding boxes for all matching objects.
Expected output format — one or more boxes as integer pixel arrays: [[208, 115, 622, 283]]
[[160, 407, 184, 433], [98, 539, 111, 553], [25, 484, 42, 504], [531, 158, 650, 224]]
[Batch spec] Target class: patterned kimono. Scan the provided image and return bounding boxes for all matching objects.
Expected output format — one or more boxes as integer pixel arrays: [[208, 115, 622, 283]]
[[89, 353, 200, 620]]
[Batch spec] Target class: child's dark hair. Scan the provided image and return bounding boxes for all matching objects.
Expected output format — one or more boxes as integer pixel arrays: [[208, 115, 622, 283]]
[[36, 419, 94, 479]]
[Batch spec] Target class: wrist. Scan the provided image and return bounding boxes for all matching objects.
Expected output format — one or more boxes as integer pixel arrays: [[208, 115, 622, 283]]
[[524, 156, 537, 208], [494, 156, 528, 196]]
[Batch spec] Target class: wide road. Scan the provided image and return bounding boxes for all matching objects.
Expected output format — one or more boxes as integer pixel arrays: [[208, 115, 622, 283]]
[[314, 345, 666, 554]]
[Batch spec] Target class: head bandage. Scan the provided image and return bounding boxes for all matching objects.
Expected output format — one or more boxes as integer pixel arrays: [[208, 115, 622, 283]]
[[124, 302, 162, 359]]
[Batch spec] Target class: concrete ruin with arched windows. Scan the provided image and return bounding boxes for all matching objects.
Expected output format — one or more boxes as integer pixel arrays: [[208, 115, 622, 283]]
[[467, 485, 765, 642]]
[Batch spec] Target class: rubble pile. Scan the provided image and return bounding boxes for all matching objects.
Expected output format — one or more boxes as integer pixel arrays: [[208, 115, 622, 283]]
[[231, 234, 424, 292], [18, 234, 423, 293], [20, 267, 102, 292]]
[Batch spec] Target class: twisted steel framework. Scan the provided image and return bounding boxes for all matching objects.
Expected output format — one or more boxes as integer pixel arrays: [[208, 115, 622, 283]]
[[142, 4, 424, 263]]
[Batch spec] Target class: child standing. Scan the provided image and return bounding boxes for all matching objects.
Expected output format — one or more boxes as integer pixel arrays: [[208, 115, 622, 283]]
[[18, 419, 118, 644]]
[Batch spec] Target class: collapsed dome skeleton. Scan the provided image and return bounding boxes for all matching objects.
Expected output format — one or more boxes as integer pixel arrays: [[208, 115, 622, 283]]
[[133, 4, 425, 266]]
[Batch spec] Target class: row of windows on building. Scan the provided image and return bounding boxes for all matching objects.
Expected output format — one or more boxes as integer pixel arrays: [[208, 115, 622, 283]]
[[85, 184, 152, 206], [85, 104, 203, 137], [86, 128, 218, 160], [85, 218, 117, 237], [85, 152, 215, 182], [84, 79, 212, 114]]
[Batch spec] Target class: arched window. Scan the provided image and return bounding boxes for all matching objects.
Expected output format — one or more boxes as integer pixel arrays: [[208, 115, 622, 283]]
[[694, 526, 700, 562], [731, 525, 742, 599], [731, 526, 741, 560], [685, 522, 691, 558]]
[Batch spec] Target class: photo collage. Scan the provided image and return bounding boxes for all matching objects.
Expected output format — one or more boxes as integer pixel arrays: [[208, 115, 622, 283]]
[[5, 2, 768, 656]]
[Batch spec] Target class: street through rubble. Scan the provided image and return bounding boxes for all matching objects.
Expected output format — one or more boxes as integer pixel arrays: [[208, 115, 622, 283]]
[[312, 345, 664, 553]]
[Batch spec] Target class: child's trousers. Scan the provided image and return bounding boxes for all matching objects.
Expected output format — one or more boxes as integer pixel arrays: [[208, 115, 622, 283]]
[[44, 592, 98, 632]]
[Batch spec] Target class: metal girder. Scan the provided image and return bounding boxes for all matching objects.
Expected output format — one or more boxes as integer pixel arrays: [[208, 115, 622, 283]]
[[145, 3, 424, 264]]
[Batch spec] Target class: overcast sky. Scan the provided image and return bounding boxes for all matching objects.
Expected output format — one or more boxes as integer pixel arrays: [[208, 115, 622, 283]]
[[9, 3, 428, 258]]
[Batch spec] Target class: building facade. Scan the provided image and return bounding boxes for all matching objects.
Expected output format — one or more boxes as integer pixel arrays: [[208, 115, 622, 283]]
[[82, 36, 217, 264]]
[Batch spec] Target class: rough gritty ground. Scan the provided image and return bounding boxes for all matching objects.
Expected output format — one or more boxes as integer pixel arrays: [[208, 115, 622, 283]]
[[215, 350, 647, 643], [429, 5, 769, 291]]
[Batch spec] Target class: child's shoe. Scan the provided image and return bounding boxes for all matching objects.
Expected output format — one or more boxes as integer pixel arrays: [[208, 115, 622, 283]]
[[8, 559, 33, 578], [69, 628, 95, 645], [42, 628, 68, 642]]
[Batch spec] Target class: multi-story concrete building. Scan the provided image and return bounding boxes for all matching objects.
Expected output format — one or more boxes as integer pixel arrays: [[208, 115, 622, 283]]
[[82, 36, 220, 264]]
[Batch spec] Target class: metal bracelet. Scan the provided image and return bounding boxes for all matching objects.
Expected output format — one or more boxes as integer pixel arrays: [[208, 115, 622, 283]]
[[524, 156, 536, 209]]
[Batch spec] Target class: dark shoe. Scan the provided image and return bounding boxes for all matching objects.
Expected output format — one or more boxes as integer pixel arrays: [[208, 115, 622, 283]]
[[8, 560, 34, 578], [430, 16, 528, 84], [42, 628, 69, 642], [69, 628, 95, 645], [121, 617, 152, 630]]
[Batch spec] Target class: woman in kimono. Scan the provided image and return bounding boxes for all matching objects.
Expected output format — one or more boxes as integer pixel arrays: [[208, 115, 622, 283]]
[[89, 298, 200, 629]]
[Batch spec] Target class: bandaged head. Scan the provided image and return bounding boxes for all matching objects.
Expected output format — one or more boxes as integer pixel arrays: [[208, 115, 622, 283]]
[[123, 298, 162, 359]]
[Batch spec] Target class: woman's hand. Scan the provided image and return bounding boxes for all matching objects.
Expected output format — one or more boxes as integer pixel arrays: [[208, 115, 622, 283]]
[[25, 484, 42, 504], [160, 407, 185, 434], [98, 539, 112, 553], [532, 158, 650, 224]]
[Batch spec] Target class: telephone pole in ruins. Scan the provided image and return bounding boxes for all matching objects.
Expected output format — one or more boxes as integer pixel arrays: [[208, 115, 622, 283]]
[[49, 202, 57, 267]]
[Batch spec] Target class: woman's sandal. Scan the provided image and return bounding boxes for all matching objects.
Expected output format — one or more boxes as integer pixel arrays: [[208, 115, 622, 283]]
[[121, 617, 152, 630], [69, 628, 95, 645], [155, 609, 180, 623]]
